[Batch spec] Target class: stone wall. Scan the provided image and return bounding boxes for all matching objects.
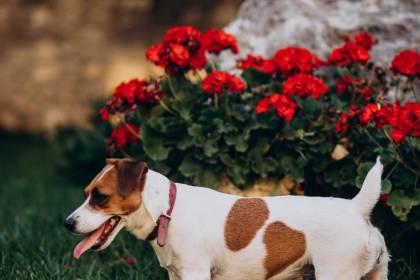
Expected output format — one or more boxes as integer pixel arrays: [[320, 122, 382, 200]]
[[220, 0, 420, 69]]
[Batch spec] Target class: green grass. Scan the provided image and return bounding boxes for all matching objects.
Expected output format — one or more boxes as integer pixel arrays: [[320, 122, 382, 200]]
[[0, 133, 419, 279], [0, 133, 166, 279]]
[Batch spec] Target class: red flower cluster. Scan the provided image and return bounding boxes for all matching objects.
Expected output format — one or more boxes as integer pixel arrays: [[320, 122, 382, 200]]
[[202, 28, 238, 54], [328, 42, 370, 67], [146, 26, 206, 75], [282, 73, 328, 99], [256, 93, 296, 121], [99, 79, 163, 121], [273, 47, 323, 75], [387, 102, 420, 143], [336, 76, 372, 100], [146, 26, 238, 75], [237, 54, 277, 75], [113, 79, 164, 105], [111, 124, 140, 148], [338, 102, 420, 143], [328, 33, 375, 67], [352, 32, 377, 51], [391, 50, 420, 77], [201, 71, 245, 95], [335, 105, 360, 133]]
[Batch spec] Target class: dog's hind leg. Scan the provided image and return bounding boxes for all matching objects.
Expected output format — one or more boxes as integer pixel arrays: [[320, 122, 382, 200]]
[[363, 247, 389, 280]]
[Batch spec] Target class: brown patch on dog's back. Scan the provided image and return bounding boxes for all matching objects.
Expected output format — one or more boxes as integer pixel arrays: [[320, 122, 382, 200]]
[[224, 198, 269, 251], [263, 221, 306, 279]]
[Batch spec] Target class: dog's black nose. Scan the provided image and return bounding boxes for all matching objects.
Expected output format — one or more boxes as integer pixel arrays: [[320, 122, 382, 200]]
[[64, 217, 76, 232]]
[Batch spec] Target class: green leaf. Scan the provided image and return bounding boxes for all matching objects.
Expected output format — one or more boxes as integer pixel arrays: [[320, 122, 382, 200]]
[[240, 68, 271, 87], [141, 125, 170, 161], [203, 138, 219, 157], [381, 179, 392, 194], [355, 161, 374, 188], [224, 131, 249, 152], [175, 135, 193, 151], [227, 164, 248, 186], [178, 154, 218, 187], [387, 189, 420, 221], [188, 124, 206, 145]]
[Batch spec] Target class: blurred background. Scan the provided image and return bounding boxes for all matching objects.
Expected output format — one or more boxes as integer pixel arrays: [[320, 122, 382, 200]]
[[0, 0, 242, 135]]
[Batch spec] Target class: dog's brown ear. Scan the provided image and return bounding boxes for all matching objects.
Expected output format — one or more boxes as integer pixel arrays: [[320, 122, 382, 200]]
[[115, 159, 148, 197]]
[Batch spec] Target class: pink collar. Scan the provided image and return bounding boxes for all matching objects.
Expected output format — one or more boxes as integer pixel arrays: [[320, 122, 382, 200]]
[[146, 181, 177, 247]]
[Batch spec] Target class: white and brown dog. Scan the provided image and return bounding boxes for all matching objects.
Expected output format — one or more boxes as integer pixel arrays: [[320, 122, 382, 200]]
[[65, 158, 389, 280]]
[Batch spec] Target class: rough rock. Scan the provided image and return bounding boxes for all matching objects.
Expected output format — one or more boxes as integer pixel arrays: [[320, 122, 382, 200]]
[[220, 0, 420, 69]]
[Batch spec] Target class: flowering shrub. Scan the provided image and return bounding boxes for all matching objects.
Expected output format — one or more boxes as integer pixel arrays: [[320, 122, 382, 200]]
[[98, 26, 420, 228]]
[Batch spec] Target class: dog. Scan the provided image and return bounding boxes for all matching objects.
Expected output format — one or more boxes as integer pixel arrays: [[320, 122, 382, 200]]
[[64, 158, 389, 280]]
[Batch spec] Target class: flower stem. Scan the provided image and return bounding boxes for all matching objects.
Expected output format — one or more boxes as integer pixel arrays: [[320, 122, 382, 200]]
[[407, 137, 420, 173], [384, 161, 399, 180], [363, 128, 383, 150], [168, 77, 179, 100], [410, 81, 419, 102], [214, 94, 219, 109], [159, 100, 175, 114], [209, 60, 217, 71]]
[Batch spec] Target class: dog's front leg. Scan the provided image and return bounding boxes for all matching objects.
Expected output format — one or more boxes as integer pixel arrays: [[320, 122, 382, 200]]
[[168, 270, 181, 280]]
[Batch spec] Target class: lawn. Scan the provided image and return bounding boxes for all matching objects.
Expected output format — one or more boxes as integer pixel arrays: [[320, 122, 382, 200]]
[[0, 132, 419, 279], [0, 133, 166, 279]]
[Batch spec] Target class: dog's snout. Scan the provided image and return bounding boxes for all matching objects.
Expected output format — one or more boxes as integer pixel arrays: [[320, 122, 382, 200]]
[[64, 217, 77, 232]]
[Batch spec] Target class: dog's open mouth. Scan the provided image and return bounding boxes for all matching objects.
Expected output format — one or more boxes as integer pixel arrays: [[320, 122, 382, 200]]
[[73, 216, 121, 260]]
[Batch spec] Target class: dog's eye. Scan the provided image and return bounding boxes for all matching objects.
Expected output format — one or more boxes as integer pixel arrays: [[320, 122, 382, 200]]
[[90, 188, 109, 205]]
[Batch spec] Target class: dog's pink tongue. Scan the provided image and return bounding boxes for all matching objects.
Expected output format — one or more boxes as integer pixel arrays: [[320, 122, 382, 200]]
[[73, 223, 106, 260]]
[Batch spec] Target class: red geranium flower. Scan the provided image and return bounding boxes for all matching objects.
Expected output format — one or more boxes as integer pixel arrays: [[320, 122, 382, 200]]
[[336, 113, 349, 133], [99, 107, 109, 121], [336, 76, 362, 94], [379, 193, 389, 204], [146, 44, 166, 67], [113, 79, 164, 105], [335, 105, 360, 133], [255, 97, 271, 114], [360, 104, 380, 125], [391, 50, 420, 77], [270, 94, 296, 121], [202, 71, 245, 95], [348, 105, 361, 118], [328, 42, 370, 67], [255, 93, 296, 121], [111, 124, 140, 148], [168, 43, 190, 67], [163, 25, 201, 46], [273, 47, 323, 75], [335, 76, 372, 100], [202, 28, 238, 54], [146, 26, 207, 75], [352, 32, 377, 51], [237, 54, 277, 75], [282, 73, 328, 99]]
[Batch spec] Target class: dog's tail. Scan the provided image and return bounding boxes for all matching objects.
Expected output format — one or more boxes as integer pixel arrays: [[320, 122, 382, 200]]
[[352, 157, 383, 218]]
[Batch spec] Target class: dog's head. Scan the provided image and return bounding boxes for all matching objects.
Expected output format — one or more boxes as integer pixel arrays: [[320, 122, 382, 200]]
[[64, 158, 148, 259]]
